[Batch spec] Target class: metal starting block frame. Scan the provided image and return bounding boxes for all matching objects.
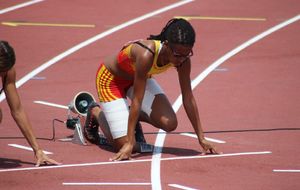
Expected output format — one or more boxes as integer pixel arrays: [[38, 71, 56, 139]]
[[52, 117, 87, 145], [71, 118, 87, 145]]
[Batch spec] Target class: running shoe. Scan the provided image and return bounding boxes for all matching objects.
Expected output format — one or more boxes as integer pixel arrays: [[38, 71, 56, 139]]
[[83, 102, 100, 144]]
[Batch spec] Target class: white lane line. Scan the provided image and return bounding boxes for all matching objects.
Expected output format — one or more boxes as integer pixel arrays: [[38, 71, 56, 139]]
[[180, 132, 226, 144], [0, 0, 44, 14], [169, 184, 199, 190], [8, 144, 53, 154], [0, 151, 271, 173], [34, 101, 68, 109], [30, 76, 46, 80], [204, 137, 225, 144], [151, 13, 300, 190], [63, 182, 199, 189], [213, 68, 228, 72], [63, 182, 151, 186], [273, 169, 300, 173], [57, 138, 72, 142]]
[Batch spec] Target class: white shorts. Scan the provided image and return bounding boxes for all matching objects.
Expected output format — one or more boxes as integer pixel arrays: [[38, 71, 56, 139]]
[[100, 78, 164, 139]]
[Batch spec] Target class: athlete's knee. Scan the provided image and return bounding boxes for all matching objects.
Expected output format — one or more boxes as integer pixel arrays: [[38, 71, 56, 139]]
[[162, 116, 178, 132]]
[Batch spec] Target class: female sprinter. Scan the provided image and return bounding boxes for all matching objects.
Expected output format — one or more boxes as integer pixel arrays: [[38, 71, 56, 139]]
[[83, 18, 219, 161]]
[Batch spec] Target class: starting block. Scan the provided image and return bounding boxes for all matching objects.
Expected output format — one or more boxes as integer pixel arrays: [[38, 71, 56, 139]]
[[71, 118, 87, 146], [137, 142, 154, 153]]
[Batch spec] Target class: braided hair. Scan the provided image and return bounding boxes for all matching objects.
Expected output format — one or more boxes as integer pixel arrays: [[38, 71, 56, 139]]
[[0, 40, 16, 72], [147, 18, 195, 46]]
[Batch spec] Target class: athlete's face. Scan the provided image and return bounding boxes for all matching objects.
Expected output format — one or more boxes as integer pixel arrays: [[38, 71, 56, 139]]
[[168, 43, 193, 66]]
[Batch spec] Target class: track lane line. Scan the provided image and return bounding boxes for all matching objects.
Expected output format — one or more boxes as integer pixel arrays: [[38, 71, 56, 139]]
[[273, 169, 300, 173], [169, 184, 199, 190], [0, 151, 271, 173], [8, 144, 53, 154], [33, 101, 68, 109], [151, 14, 300, 190], [0, 0, 44, 14], [175, 15, 266, 21], [62, 182, 151, 186]]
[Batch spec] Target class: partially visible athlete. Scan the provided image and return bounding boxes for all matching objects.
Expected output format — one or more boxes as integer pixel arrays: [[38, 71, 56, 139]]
[[0, 40, 61, 166]]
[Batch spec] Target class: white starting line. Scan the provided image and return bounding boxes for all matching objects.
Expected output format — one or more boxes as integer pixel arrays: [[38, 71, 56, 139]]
[[0, 151, 271, 173], [8, 144, 53, 154], [63, 182, 198, 190], [63, 182, 151, 186], [273, 169, 300, 173]]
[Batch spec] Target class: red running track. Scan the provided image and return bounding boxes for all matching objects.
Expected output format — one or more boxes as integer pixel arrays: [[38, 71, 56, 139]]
[[0, 0, 299, 190]]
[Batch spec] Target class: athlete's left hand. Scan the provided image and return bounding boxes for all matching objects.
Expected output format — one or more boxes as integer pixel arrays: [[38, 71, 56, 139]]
[[110, 142, 134, 161], [199, 139, 221, 155]]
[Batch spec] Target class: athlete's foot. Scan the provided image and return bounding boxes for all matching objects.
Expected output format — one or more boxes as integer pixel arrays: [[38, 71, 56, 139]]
[[83, 102, 101, 144]]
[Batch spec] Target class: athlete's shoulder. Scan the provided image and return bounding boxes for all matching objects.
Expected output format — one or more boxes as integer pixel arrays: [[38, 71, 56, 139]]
[[131, 40, 155, 57]]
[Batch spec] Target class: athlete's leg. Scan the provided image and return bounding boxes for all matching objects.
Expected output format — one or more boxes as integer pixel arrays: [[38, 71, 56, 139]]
[[93, 107, 114, 144], [83, 103, 113, 145], [83, 102, 137, 151], [99, 99, 142, 152], [140, 94, 178, 132], [127, 78, 178, 132], [95, 63, 133, 151]]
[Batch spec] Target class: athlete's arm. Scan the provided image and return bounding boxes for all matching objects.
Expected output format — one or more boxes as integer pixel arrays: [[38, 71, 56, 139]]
[[4, 67, 61, 166], [4, 67, 41, 152], [111, 41, 154, 161], [177, 59, 219, 154]]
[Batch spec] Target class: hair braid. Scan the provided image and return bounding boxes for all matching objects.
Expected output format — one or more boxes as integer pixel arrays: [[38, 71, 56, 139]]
[[148, 18, 195, 46]]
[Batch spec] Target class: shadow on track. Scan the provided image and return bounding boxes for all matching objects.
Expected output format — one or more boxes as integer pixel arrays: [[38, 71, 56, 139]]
[[0, 157, 34, 169]]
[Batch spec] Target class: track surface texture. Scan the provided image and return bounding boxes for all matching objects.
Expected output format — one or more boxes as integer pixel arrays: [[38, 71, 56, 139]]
[[0, 0, 299, 190]]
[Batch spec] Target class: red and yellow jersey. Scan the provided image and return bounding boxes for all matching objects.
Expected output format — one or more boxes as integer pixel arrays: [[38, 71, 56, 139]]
[[96, 40, 173, 102], [117, 40, 173, 77]]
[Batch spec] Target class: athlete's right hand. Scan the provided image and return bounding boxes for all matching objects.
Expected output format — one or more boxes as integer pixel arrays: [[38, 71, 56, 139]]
[[35, 149, 62, 167], [110, 142, 134, 161]]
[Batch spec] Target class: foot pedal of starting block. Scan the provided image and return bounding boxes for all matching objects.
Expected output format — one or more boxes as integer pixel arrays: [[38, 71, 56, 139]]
[[72, 120, 87, 145], [137, 142, 153, 153]]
